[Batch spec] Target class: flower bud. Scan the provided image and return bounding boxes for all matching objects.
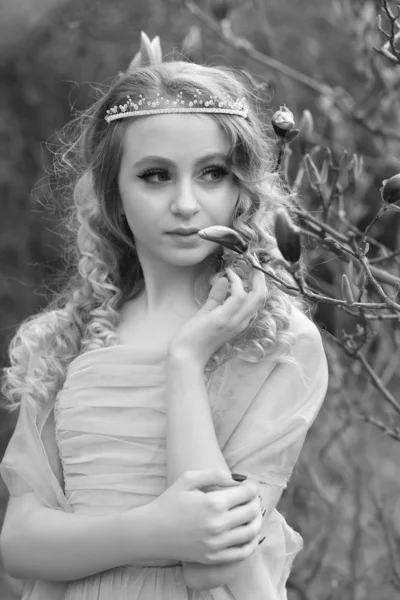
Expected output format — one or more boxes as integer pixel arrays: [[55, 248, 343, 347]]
[[341, 274, 355, 305], [299, 110, 314, 140], [380, 174, 400, 204], [356, 268, 366, 292], [285, 128, 300, 144], [304, 154, 321, 187], [272, 105, 295, 137], [197, 226, 248, 253], [274, 209, 301, 264], [211, 0, 231, 20], [182, 25, 203, 62], [298, 109, 317, 155], [128, 32, 162, 70], [347, 153, 363, 190]]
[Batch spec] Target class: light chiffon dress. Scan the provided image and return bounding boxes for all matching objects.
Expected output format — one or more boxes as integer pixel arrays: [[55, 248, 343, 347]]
[[0, 307, 328, 600]]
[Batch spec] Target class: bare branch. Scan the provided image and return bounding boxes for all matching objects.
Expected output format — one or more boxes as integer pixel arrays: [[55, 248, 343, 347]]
[[370, 489, 400, 588], [184, 0, 333, 95], [357, 414, 400, 441], [380, 0, 400, 62], [355, 350, 400, 413]]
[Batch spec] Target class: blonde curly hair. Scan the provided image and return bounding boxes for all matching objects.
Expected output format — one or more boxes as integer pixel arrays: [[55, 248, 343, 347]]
[[2, 60, 308, 413]]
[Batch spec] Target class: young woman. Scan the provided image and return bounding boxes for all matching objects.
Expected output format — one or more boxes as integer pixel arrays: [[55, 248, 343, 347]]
[[0, 33, 328, 600]]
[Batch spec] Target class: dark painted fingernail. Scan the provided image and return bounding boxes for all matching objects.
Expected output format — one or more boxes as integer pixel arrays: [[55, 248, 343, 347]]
[[231, 473, 247, 482], [258, 536, 266, 545], [261, 508, 266, 517]]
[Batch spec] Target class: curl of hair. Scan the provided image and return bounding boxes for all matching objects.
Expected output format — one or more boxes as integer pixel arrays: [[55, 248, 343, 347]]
[[2, 61, 309, 414]]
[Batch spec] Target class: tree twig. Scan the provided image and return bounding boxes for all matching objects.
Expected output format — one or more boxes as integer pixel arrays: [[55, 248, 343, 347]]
[[184, 0, 334, 96], [357, 414, 400, 442], [354, 350, 400, 413]]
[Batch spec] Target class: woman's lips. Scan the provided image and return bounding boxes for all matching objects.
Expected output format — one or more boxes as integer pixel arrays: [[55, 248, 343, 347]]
[[166, 232, 200, 244]]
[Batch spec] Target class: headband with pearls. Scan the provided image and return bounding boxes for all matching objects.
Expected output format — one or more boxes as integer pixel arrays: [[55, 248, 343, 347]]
[[105, 90, 249, 123]]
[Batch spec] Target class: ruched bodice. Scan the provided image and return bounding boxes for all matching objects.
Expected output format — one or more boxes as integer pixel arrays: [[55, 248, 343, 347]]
[[54, 346, 175, 516], [53, 345, 224, 584]]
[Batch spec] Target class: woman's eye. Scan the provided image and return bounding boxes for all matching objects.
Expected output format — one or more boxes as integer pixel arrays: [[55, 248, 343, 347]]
[[138, 165, 230, 183], [138, 170, 171, 183], [201, 166, 230, 182]]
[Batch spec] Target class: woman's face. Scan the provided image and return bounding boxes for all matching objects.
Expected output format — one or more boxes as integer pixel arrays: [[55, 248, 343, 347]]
[[117, 113, 239, 267]]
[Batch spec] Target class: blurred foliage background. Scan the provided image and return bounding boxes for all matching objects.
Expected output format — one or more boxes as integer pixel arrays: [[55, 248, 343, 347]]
[[1, 0, 400, 598]]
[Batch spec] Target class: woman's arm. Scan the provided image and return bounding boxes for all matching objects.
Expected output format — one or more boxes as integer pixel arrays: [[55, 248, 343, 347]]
[[0, 490, 166, 582], [166, 352, 256, 591]]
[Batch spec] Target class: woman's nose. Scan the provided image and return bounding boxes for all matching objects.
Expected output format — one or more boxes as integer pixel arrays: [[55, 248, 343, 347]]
[[170, 179, 200, 216]]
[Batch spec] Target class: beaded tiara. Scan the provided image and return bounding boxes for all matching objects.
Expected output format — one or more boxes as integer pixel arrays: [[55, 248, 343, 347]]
[[105, 90, 249, 123]]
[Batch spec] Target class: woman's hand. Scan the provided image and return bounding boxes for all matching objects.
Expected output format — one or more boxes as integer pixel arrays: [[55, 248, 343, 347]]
[[150, 469, 263, 565], [168, 261, 267, 369]]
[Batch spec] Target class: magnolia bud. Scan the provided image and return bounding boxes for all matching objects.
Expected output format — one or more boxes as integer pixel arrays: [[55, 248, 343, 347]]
[[298, 109, 316, 155], [347, 153, 363, 191], [272, 105, 295, 137], [380, 174, 400, 204], [128, 32, 162, 70], [197, 225, 248, 253], [299, 110, 314, 140], [182, 25, 203, 62], [341, 274, 355, 305], [211, 0, 231, 20], [285, 128, 300, 144], [274, 208, 301, 264], [319, 148, 333, 185], [356, 268, 366, 292], [304, 154, 321, 187]]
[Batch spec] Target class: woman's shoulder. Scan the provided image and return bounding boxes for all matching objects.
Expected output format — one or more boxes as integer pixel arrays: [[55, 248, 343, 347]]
[[252, 305, 326, 380], [287, 305, 323, 343], [286, 307, 328, 394]]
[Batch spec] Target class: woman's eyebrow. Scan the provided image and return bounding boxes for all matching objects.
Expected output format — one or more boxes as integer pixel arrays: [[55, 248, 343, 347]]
[[132, 152, 229, 168]]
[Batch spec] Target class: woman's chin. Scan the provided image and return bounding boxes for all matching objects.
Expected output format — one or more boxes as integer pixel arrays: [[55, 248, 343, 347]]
[[162, 248, 215, 267]]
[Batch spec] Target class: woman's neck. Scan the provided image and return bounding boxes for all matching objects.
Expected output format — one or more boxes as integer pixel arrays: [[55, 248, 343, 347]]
[[133, 286, 200, 321], [133, 258, 213, 318]]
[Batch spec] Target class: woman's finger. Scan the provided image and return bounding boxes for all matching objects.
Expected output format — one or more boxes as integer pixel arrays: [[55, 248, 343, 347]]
[[248, 267, 267, 304], [202, 277, 230, 313], [211, 269, 246, 318], [237, 267, 267, 320], [226, 268, 247, 301], [249, 264, 266, 297], [212, 266, 266, 325], [235, 267, 249, 279]]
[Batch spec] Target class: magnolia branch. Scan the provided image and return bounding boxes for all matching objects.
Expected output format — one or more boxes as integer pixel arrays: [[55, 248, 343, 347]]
[[370, 490, 400, 588], [358, 414, 400, 442], [378, 0, 400, 63], [321, 330, 400, 415], [251, 258, 398, 316], [354, 350, 400, 414], [292, 205, 400, 291], [184, 0, 333, 96]]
